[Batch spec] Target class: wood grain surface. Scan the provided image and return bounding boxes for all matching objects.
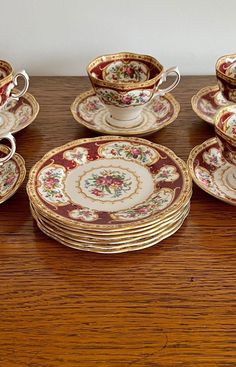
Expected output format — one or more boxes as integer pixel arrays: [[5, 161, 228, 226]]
[[0, 76, 236, 367]]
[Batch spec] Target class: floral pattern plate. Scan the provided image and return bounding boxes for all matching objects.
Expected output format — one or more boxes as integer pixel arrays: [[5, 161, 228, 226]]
[[0, 145, 26, 204], [27, 136, 192, 231], [0, 90, 39, 135], [191, 85, 233, 125], [70, 90, 180, 136], [31, 202, 190, 253], [30, 200, 190, 243], [188, 137, 236, 205]]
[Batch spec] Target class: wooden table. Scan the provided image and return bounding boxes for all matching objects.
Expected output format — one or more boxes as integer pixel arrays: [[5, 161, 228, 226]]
[[1, 76, 236, 367]]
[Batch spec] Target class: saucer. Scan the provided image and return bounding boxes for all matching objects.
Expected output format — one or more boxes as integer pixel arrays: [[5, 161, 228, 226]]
[[0, 90, 39, 134], [0, 145, 26, 204], [188, 137, 236, 205], [191, 85, 233, 125], [71, 89, 180, 136]]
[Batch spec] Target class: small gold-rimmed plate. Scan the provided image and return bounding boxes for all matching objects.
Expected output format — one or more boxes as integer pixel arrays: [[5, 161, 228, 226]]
[[70, 89, 180, 136], [27, 136, 192, 232], [191, 85, 233, 125], [0, 90, 39, 135], [0, 145, 26, 204], [29, 188, 192, 235], [30, 199, 191, 244], [188, 137, 236, 205], [31, 203, 190, 253]]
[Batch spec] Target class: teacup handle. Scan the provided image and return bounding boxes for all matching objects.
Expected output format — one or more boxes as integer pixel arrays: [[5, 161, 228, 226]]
[[0, 133, 16, 166], [155, 66, 180, 96], [10, 70, 29, 100]]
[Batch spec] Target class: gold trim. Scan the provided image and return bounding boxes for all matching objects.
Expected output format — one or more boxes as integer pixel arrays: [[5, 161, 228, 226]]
[[70, 89, 180, 136], [87, 52, 163, 90], [31, 203, 190, 247], [31, 204, 190, 253], [187, 137, 236, 206], [30, 189, 192, 234], [30, 200, 190, 242], [0, 60, 13, 88], [29, 189, 192, 234], [0, 145, 26, 204], [27, 136, 192, 230]]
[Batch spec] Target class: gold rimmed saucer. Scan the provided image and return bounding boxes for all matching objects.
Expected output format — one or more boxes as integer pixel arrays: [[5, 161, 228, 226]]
[[188, 137, 236, 206], [70, 89, 180, 136], [0, 145, 26, 204], [191, 85, 233, 125], [0, 90, 39, 134]]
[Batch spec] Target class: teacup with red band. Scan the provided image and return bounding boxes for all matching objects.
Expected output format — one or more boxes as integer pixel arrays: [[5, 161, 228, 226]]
[[214, 104, 236, 165], [87, 52, 180, 129], [216, 54, 236, 103]]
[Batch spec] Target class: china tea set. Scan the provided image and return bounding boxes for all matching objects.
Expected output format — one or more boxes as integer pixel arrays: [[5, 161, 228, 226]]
[[0, 52, 235, 253]]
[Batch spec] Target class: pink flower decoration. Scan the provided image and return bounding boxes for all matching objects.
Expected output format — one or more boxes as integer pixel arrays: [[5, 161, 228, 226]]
[[91, 188, 103, 197], [138, 207, 149, 214], [124, 66, 135, 78], [130, 148, 141, 157], [121, 95, 132, 105], [111, 178, 122, 187]]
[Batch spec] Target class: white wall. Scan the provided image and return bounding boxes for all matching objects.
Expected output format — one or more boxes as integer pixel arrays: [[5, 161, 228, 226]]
[[1, 0, 235, 76]]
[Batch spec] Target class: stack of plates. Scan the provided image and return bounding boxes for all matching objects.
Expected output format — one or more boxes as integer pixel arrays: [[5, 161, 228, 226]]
[[27, 136, 192, 253]]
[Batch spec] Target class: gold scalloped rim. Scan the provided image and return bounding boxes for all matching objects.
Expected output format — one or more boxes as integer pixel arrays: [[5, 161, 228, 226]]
[[30, 199, 191, 240], [30, 204, 190, 253], [0, 145, 26, 204], [27, 136, 192, 230], [70, 89, 180, 136], [187, 137, 236, 206], [30, 188, 193, 233], [87, 52, 164, 90], [31, 201, 190, 246]]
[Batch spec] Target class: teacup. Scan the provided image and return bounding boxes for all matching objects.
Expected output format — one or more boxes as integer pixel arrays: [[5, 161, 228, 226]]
[[0, 60, 29, 110], [87, 52, 180, 128], [214, 104, 236, 165], [216, 54, 236, 102]]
